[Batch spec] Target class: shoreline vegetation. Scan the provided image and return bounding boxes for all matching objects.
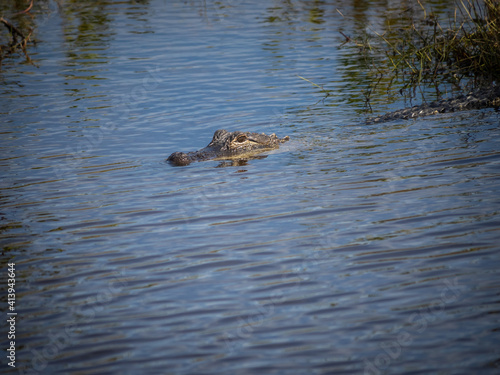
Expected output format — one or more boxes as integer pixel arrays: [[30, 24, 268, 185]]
[[2, 0, 499, 115], [341, 0, 500, 108], [0, 0, 35, 67]]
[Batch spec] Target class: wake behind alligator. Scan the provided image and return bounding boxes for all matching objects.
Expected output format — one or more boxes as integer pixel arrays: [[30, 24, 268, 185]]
[[167, 129, 289, 166], [367, 85, 500, 124]]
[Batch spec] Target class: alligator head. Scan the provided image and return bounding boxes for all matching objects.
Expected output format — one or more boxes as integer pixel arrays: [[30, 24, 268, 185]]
[[167, 129, 290, 166]]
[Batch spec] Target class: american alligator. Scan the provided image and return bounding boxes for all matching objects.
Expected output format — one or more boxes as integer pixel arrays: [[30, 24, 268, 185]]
[[167, 129, 290, 166], [368, 85, 500, 123]]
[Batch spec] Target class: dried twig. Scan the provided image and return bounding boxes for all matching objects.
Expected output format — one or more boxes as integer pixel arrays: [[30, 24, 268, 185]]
[[13, 0, 35, 16], [1, 16, 32, 64], [0, 17, 26, 40]]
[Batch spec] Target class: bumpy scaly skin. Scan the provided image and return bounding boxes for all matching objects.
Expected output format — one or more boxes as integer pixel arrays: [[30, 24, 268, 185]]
[[167, 129, 290, 166], [368, 85, 500, 124]]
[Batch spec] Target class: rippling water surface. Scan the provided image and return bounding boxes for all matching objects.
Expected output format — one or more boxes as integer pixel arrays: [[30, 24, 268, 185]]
[[1, 1, 500, 374]]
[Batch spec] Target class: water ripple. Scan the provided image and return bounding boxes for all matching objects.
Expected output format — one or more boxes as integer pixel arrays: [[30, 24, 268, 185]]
[[1, 1, 500, 374]]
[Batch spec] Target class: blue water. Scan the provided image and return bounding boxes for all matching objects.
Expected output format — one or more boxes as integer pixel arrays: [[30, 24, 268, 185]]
[[1, 1, 500, 374]]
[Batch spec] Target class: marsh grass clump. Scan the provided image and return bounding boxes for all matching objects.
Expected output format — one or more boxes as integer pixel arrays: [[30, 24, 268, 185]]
[[352, 0, 500, 103], [0, 17, 32, 65], [0, 1, 35, 68]]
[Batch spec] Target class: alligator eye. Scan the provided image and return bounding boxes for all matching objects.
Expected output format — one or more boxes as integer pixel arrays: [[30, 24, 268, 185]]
[[236, 134, 247, 143]]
